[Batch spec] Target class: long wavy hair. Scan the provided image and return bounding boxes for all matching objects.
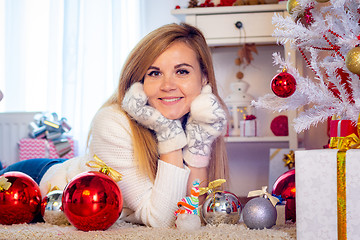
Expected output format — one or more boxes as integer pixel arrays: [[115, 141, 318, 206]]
[[92, 23, 229, 185]]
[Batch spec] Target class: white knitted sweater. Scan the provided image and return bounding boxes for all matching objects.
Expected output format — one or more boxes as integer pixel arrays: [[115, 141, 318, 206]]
[[39, 105, 190, 227]]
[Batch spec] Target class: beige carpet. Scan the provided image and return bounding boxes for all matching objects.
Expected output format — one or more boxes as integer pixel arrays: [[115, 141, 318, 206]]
[[0, 220, 296, 240]]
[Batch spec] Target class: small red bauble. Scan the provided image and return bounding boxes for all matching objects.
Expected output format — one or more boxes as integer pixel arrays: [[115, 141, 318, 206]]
[[272, 169, 296, 222], [62, 171, 123, 231], [270, 115, 289, 136], [271, 71, 297, 98], [0, 172, 42, 225]]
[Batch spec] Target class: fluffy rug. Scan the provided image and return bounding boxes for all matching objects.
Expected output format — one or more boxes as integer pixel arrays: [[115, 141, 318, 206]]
[[0, 220, 296, 240]]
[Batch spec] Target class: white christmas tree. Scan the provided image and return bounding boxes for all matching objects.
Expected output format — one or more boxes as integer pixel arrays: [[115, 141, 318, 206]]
[[253, 0, 360, 133]]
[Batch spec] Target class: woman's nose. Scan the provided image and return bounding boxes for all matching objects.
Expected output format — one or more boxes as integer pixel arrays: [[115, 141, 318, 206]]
[[160, 75, 176, 91]]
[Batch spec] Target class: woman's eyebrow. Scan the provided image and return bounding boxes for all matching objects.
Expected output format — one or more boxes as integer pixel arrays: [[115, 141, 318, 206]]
[[147, 66, 160, 71], [175, 63, 193, 69]]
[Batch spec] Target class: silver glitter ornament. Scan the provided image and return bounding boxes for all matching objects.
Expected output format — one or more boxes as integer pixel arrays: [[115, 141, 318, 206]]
[[42, 190, 70, 225], [242, 197, 277, 229], [202, 191, 242, 225]]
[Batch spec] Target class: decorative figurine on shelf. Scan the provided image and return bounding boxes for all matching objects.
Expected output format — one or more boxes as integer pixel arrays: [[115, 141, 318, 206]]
[[225, 81, 254, 136], [225, 43, 258, 136], [188, 0, 199, 8]]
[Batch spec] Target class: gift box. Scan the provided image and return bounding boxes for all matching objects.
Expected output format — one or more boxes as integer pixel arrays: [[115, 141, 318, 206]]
[[268, 148, 296, 190], [19, 138, 75, 161], [296, 149, 360, 240], [329, 119, 357, 138], [239, 118, 257, 137]]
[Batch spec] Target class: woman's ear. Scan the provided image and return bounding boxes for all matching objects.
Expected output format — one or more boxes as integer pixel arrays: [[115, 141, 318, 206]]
[[202, 77, 208, 86]]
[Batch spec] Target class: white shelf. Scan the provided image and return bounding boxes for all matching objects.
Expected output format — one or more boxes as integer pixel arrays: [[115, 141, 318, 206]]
[[171, 4, 286, 15], [225, 136, 290, 143]]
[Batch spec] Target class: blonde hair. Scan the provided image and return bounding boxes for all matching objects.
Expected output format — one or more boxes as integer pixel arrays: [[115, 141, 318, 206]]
[[92, 23, 229, 185]]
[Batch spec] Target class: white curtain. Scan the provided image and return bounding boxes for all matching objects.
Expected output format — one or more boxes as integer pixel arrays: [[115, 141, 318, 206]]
[[0, 0, 144, 154]]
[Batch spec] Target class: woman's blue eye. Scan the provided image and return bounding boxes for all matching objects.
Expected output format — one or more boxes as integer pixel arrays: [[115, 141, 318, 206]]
[[177, 69, 189, 75]]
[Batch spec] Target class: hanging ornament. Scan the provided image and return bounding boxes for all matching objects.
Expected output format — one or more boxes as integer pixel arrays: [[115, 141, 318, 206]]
[[243, 187, 278, 229], [200, 179, 242, 225], [270, 115, 289, 136], [298, 5, 314, 28], [62, 155, 123, 231], [271, 70, 297, 98], [0, 172, 42, 225], [41, 190, 70, 225], [272, 169, 296, 222], [345, 46, 360, 75], [286, 0, 299, 16], [236, 71, 244, 80]]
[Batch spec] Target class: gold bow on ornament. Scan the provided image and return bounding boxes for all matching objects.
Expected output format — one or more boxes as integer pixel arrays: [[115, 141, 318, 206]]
[[86, 154, 123, 182], [199, 179, 226, 196], [247, 186, 280, 207], [0, 176, 11, 191]]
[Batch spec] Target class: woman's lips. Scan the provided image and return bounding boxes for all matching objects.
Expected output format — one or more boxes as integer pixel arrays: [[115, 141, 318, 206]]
[[159, 97, 182, 104]]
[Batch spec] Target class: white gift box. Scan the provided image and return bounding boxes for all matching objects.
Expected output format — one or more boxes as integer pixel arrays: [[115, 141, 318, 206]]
[[296, 149, 360, 240], [239, 119, 256, 137]]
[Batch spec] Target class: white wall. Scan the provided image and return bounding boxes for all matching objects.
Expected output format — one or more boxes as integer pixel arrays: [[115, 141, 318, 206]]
[[141, 1, 329, 197]]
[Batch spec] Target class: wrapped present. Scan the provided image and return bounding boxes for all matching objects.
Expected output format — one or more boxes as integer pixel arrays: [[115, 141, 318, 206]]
[[329, 119, 357, 138], [296, 149, 360, 240], [296, 116, 360, 239], [19, 138, 75, 161], [239, 115, 257, 137], [21, 112, 75, 159], [268, 148, 296, 190]]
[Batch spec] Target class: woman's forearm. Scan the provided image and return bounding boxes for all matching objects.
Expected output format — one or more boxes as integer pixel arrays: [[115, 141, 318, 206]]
[[159, 149, 184, 169], [187, 165, 208, 205]]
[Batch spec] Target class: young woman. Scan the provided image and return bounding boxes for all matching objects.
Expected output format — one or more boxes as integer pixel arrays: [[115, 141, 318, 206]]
[[0, 23, 229, 227]]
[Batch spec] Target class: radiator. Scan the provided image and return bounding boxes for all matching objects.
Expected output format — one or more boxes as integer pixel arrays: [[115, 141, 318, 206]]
[[0, 112, 41, 168]]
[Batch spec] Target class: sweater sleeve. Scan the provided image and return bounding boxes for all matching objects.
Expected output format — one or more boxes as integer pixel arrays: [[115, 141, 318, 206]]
[[88, 105, 190, 227]]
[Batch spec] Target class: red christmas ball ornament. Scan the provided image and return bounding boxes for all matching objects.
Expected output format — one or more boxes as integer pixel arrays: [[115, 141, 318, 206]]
[[272, 169, 296, 222], [271, 71, 297, 98], [270, 115, 288, 136], [0, 172, 42, 225], [62, 171, 123, 231]]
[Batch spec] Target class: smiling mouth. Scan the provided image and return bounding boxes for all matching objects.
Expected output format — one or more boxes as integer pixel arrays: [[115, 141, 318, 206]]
[[160, 97, 182, 103]]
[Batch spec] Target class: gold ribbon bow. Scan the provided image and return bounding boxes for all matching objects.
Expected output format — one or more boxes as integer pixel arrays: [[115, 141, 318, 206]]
[[329, 115, 360, 150], [47, 184, 60, 194], [283, 150, 295, 169], [199, 179, 226, 196], [86, 154, 123, 182], [247, 186, 280, 207], [0, 176, 11, 191]]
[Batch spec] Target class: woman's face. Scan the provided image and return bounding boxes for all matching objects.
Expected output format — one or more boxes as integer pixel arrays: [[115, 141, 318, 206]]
[[143, 41, 206, 120]]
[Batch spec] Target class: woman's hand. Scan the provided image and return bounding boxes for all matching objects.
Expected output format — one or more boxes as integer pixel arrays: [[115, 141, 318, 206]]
[[122, 82, 187, 155], [183, 85, 227, 168]]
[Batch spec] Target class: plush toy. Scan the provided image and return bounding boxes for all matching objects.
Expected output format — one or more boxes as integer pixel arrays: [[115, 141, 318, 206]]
[[174, 179, 201, 231]]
